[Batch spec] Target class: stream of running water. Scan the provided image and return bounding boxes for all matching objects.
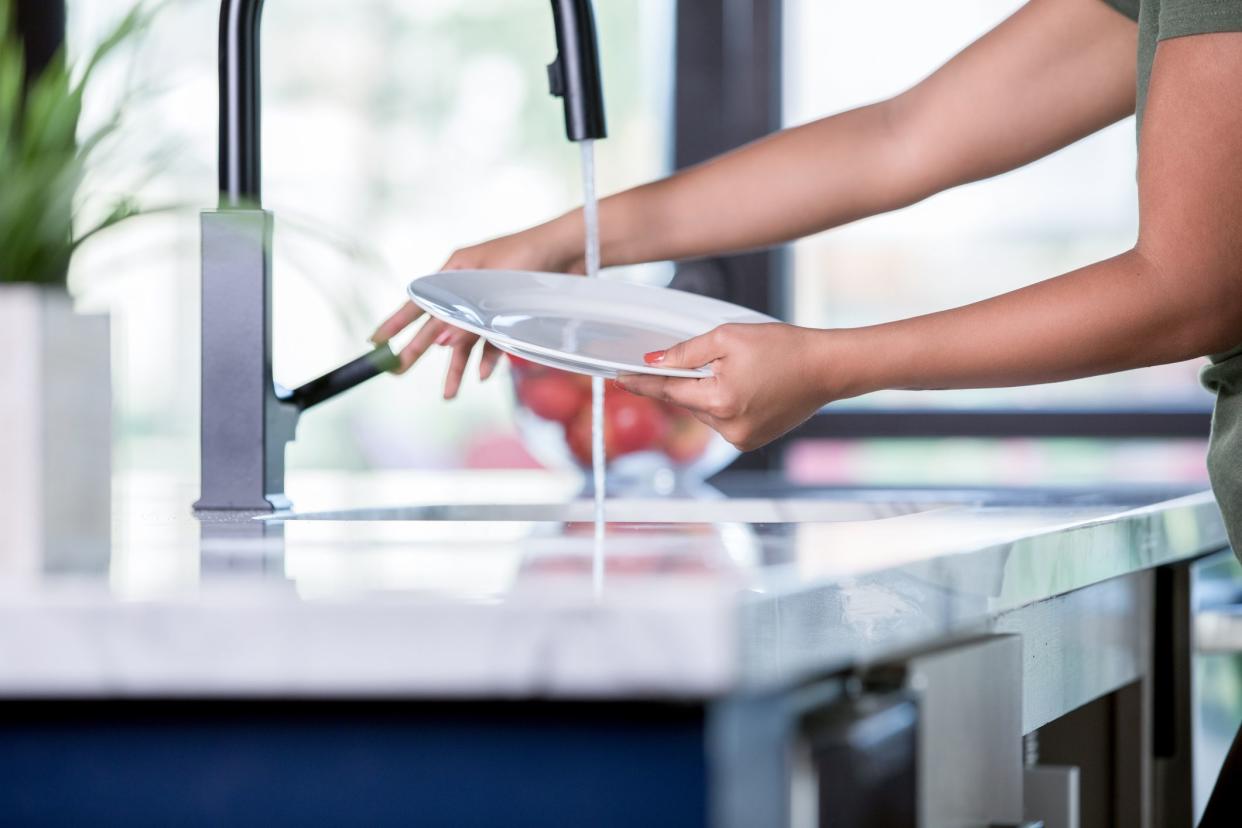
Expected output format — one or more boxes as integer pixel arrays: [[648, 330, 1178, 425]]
[[580, 140, 605, 596]]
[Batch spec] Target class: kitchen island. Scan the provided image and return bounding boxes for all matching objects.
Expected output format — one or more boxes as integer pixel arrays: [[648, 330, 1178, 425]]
[[0, 471, 1232, 827]]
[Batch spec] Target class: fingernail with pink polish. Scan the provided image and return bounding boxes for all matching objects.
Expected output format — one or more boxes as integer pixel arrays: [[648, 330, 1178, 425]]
[[435, 330, 453, 346], [644, 350, 666, 365]]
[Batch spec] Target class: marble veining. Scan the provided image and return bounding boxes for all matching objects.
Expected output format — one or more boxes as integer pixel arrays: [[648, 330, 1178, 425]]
[[0, 472, 1228, 698]]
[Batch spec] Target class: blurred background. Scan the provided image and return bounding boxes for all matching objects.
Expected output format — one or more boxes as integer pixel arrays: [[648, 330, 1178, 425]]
[[68, 0, 1213, 492]]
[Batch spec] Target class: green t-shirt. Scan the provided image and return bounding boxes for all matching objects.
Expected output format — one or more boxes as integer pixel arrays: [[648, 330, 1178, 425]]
[[1104, 0, 1242, 123], [1102, 0, 1242, 552]]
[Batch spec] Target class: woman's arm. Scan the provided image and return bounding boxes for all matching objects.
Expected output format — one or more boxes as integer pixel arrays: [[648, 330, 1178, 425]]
[[568, 0, 1137, 267], [620, 32, 1242, 451]]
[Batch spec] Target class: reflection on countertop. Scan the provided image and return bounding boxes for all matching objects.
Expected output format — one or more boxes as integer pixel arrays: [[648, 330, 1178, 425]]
[[0, 470, 1228, 699]]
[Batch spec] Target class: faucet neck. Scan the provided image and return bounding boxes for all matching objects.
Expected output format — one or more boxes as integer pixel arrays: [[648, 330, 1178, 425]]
[[548, 0, 607, 142], [218, 0, 264, 207]]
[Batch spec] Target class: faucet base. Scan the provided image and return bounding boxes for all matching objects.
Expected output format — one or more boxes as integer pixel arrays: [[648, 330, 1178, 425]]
[[195, 209, 299, 512]]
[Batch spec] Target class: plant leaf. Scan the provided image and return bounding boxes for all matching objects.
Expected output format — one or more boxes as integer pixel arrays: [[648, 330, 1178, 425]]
[[0, 0, 160, 285]]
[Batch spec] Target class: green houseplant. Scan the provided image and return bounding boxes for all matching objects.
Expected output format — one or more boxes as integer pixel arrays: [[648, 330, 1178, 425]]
[[0, 1, 152, 574], [0, 0, 152, 285]]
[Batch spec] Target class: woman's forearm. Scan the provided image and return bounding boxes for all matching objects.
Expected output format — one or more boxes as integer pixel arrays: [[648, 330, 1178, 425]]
[[836, 249, 1239, 400], [617, 244, 1237, 453], [597, 103, 911, 266]]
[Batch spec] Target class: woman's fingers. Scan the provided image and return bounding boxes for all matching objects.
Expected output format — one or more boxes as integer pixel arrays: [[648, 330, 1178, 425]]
[[392, 317, 484, 393], [645, 328, 728, 371], [620, 326, 733, 412], [478, 341, 504, 381], [395, 318, 446, 374], [371, 300, 424, 345], [372, 249, 475, 349], [443, 339, 473, 399], [616, 374, 717, 412]]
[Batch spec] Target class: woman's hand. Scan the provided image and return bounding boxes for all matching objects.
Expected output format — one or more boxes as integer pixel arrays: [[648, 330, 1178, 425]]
[[616, 323, 857, 451], [371, 222, 584, 399]]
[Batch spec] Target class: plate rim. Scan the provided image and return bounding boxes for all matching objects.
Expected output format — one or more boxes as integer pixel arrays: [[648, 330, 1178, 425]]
[[407, 269, 772, 378], [493, 340, 712, 379]]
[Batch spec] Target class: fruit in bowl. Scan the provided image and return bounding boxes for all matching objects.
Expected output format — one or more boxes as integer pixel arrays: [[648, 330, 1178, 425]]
[[508, 354, 737, 491]]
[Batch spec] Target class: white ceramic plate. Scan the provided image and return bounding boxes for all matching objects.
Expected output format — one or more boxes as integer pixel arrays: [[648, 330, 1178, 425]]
[[407, 270, 776, 379], [492, 341, 630, 379]]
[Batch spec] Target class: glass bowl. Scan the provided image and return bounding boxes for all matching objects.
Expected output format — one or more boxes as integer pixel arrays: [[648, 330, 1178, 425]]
[[508, 354, 738, 495]]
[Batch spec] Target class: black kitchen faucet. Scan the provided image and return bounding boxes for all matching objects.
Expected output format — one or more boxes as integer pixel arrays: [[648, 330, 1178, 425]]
[[196, 0, 606, 512]]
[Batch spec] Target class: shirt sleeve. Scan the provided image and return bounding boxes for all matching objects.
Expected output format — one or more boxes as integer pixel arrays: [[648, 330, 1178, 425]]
[[1101, 0, 1141, 21], [1157, 0, 1242, 39]]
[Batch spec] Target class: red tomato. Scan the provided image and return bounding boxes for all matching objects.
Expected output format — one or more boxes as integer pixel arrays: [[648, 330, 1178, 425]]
[[506, 353, 536, 371], [664, 412, 713, 464], [506, 354, 545, 381], [561, 383, 671, 467], [519, 374, 589, 424], [605, 390, 668, 456], [565, 408, 594, 466]]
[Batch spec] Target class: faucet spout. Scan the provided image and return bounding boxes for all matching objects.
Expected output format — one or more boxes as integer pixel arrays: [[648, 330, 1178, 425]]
[[548, 0, 607, 142], [216, 0, 606, 206]]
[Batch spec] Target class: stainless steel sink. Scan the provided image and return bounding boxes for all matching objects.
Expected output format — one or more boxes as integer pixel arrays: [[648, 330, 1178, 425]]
[[265, 478, 1204, 525], [271, 498, 949, 524]]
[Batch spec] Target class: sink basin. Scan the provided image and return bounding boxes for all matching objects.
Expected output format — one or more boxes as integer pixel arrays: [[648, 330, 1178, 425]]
[[271, 498, 949, 524], [264, 478, 1204, 525]]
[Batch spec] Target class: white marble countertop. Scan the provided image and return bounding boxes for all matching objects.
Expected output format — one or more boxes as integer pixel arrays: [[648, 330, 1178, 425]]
[[0, 471, 1228, 699]]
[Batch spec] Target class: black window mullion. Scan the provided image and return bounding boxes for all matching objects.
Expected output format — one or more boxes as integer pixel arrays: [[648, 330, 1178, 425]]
[[14, 0, 66, 84], [672, 0, 785, 471]]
